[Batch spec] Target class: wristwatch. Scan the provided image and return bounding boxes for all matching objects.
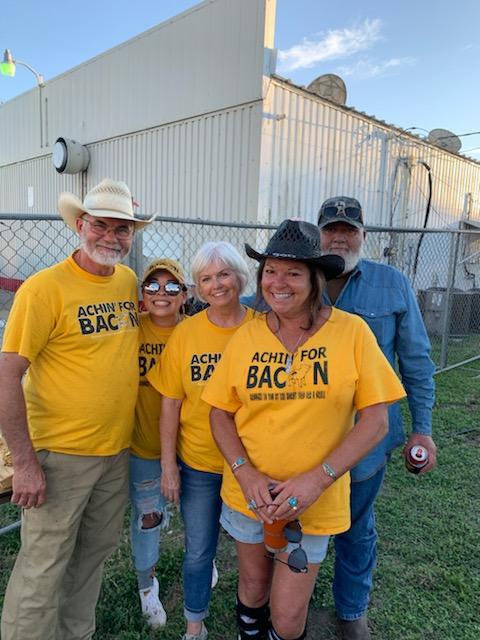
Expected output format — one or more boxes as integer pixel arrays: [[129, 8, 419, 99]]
[[231, 457, 247, 473]]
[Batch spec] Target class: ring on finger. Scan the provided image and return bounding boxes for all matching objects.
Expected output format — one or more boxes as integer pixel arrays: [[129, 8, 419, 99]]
[[288, 496, 298, 509], [247, 498, 258, 511]]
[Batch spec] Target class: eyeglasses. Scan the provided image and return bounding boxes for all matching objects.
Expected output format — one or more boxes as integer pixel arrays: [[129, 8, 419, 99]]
[[265, 520, 308, 574], [320, 202, 362, 221], [142, 280, 187, 296], [81, 216, 134, 240]]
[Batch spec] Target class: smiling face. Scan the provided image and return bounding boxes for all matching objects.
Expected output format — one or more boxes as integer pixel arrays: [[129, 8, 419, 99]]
[[197, 260, 241, 310], [77, 214, 133, 269], [141, 269, 186, 326], [261, 258, 312, 319]]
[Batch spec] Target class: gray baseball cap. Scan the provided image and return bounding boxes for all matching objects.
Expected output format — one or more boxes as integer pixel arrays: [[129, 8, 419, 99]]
[[317, 196, 364, 229]]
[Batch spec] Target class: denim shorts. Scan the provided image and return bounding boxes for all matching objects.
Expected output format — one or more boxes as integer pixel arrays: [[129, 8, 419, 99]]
[[220, 503, 330, 564]]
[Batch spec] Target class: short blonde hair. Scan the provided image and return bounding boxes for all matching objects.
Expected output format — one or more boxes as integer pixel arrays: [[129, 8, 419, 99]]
[[191, 242, 249, 300]]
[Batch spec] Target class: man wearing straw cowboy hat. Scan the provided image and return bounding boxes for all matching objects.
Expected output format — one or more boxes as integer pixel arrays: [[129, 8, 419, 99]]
[[0, 179, 153, 640]]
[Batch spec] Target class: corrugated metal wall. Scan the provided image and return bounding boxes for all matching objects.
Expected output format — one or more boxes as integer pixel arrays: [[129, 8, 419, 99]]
[[90, 102, 263, 221], [0, 0, 270, 166], [0, 102, 263, 222], [259, 79, 480, 228], [0, 160, 80, 213]]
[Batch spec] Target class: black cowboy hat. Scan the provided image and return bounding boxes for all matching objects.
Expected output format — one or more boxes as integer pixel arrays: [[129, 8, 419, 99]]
[[245, 219, 345, 280]]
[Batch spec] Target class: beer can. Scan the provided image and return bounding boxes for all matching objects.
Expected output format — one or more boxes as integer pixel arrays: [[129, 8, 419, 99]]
[[405, 445, 429, 474], [263, 519, 289, 553]]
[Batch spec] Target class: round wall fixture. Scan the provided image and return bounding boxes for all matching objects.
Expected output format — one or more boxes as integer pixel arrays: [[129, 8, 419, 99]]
[[53, 137, 90, 174]]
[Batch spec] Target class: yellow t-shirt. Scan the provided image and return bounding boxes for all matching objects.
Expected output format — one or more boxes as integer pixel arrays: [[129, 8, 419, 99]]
[[131, 314, 176, 459], [202, 309, 406, 535], [2, 254, 139, 455], [147, 307, 254, 473]]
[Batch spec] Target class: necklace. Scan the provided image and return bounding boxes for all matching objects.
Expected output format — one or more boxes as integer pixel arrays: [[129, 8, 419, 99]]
[[277, 328, 305, 374]]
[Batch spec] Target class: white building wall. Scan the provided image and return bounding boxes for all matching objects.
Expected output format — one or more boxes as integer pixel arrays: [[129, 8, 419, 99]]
[[0, 102, 263, 222], [258, 79, 480, 228], [0, 159, 81, 213], [0, 0, 273, 167]]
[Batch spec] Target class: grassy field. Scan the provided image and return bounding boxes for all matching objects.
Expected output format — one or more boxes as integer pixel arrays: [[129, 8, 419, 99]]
[[1, 361, 479, 639]]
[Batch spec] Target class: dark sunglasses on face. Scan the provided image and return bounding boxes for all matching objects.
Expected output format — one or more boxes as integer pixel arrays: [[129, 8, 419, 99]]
[[142, 280, 186, 296], [321, 204, 362, 221], [265, 520, 309, 574]]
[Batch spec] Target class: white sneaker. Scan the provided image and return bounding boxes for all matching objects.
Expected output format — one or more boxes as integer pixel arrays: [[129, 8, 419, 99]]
[[139, 576, 167, 628], [182, 622, 208, 640], [211, 559, 219, 588]]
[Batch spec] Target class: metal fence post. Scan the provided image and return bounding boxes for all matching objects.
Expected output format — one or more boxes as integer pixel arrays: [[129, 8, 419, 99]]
[[127, 230, 144, 277], [439, 232, 461, 369]]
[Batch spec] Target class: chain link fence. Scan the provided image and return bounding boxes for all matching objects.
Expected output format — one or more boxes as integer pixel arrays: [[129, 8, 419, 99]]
[[1, 214, 479, 373]]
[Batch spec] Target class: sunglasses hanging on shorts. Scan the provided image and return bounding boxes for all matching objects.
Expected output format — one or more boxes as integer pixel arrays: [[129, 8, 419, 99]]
[[265, 520, 308, 574], [142, 281, 187, 296]]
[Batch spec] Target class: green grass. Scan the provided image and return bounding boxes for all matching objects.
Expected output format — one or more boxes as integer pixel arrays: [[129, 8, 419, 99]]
[[430, 333, 480, 370], [1, 367, 479, 639]]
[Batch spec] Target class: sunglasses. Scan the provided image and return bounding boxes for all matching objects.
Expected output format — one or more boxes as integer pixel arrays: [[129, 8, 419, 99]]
[[321, 203, 362, 221], [265, 520, 308, 574], [142, 281, 186, 296]]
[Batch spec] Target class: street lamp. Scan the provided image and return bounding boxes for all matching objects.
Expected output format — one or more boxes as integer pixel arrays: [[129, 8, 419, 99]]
[[1, 48, 46, 147], [1, 49, 45, 86]]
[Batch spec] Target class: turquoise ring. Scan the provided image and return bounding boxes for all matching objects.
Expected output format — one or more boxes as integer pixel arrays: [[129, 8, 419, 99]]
[[288, 496, 298, 509]]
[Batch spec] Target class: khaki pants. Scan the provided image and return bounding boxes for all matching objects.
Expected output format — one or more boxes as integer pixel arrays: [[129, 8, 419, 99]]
[[1, 449, 129, 640]]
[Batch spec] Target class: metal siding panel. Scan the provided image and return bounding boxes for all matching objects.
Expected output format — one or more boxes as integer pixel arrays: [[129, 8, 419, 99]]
[[259, 80, 480, 227], [0, 157, 80, 213], [1, 0, 271, 166], [1, 102, 262, 225]]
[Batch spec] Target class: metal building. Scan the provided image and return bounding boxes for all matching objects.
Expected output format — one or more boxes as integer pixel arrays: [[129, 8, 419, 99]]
[[1, 0, 480, 229]]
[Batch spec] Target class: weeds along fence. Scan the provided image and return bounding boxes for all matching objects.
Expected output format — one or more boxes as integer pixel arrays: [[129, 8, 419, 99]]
[[1, 214, 479, 373]]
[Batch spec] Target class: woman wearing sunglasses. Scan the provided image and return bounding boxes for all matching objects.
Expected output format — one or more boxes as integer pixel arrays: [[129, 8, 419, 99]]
[[202, 220, 406, 640], [129, 258, 188, 628], [147, 242, 253, 640]]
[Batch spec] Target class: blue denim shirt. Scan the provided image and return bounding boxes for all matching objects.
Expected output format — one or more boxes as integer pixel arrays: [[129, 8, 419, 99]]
[[323, 259, 435, 481], [242, 259, 435, 482]]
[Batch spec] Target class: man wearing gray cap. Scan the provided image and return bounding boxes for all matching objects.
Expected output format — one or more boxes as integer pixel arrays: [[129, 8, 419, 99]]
[[317, 196, 436, 640], [0, 179, 153, 640]]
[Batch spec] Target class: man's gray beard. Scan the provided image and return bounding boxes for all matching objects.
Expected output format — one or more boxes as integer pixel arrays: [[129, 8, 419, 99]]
[[322, 247, 362, 276], [341, 249, 362, 274], [80, 237, 129, 267]]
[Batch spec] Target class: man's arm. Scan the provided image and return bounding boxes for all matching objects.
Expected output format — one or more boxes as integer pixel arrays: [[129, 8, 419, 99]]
[[0, 352, 46, 507], [396, 277, 437, 473]]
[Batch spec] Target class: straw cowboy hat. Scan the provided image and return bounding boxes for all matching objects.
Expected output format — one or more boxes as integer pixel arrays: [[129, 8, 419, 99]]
[[245, 218, 345, 280], [58, 178, 155, 231]]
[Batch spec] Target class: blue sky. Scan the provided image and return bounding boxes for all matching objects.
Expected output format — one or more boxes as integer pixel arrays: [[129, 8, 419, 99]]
[[1, 0, 479, 156]]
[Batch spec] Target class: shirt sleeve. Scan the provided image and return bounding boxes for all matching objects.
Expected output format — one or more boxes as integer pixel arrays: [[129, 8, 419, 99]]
[[2, 281, 56, 362], [395, 275, 435, 435], [354, 319, 406, 411], [146, 324, 185, 399], [201, 338, 241, 413]]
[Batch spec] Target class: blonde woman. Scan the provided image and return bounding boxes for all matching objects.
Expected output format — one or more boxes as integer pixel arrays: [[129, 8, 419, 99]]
[[148, 242, 253, 640]]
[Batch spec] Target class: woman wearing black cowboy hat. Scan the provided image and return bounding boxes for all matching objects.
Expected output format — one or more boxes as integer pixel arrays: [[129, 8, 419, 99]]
[[202, 219, 405, 640]]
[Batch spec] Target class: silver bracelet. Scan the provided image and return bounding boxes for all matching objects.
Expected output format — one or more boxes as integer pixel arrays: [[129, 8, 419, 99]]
[[322, 462, 338, 481], [231, 457, 247, 473]]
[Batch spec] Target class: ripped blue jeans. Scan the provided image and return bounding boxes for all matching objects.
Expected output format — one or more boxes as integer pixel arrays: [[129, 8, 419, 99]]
[[129, 454, 170, 583]]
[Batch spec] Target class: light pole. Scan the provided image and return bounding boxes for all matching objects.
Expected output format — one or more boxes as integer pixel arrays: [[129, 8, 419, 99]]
[[1, 49, 46, 147], [1, 49, 45, 87]]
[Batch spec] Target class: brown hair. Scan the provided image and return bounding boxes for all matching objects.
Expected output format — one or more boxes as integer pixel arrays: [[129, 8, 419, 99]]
[[254, 259, 327, 329]]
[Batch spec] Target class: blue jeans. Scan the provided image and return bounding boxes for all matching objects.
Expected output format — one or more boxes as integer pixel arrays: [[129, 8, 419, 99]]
[[129, 454, 169, 582], [333, 465, 386, 620], [179, 459, 222, 622]]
